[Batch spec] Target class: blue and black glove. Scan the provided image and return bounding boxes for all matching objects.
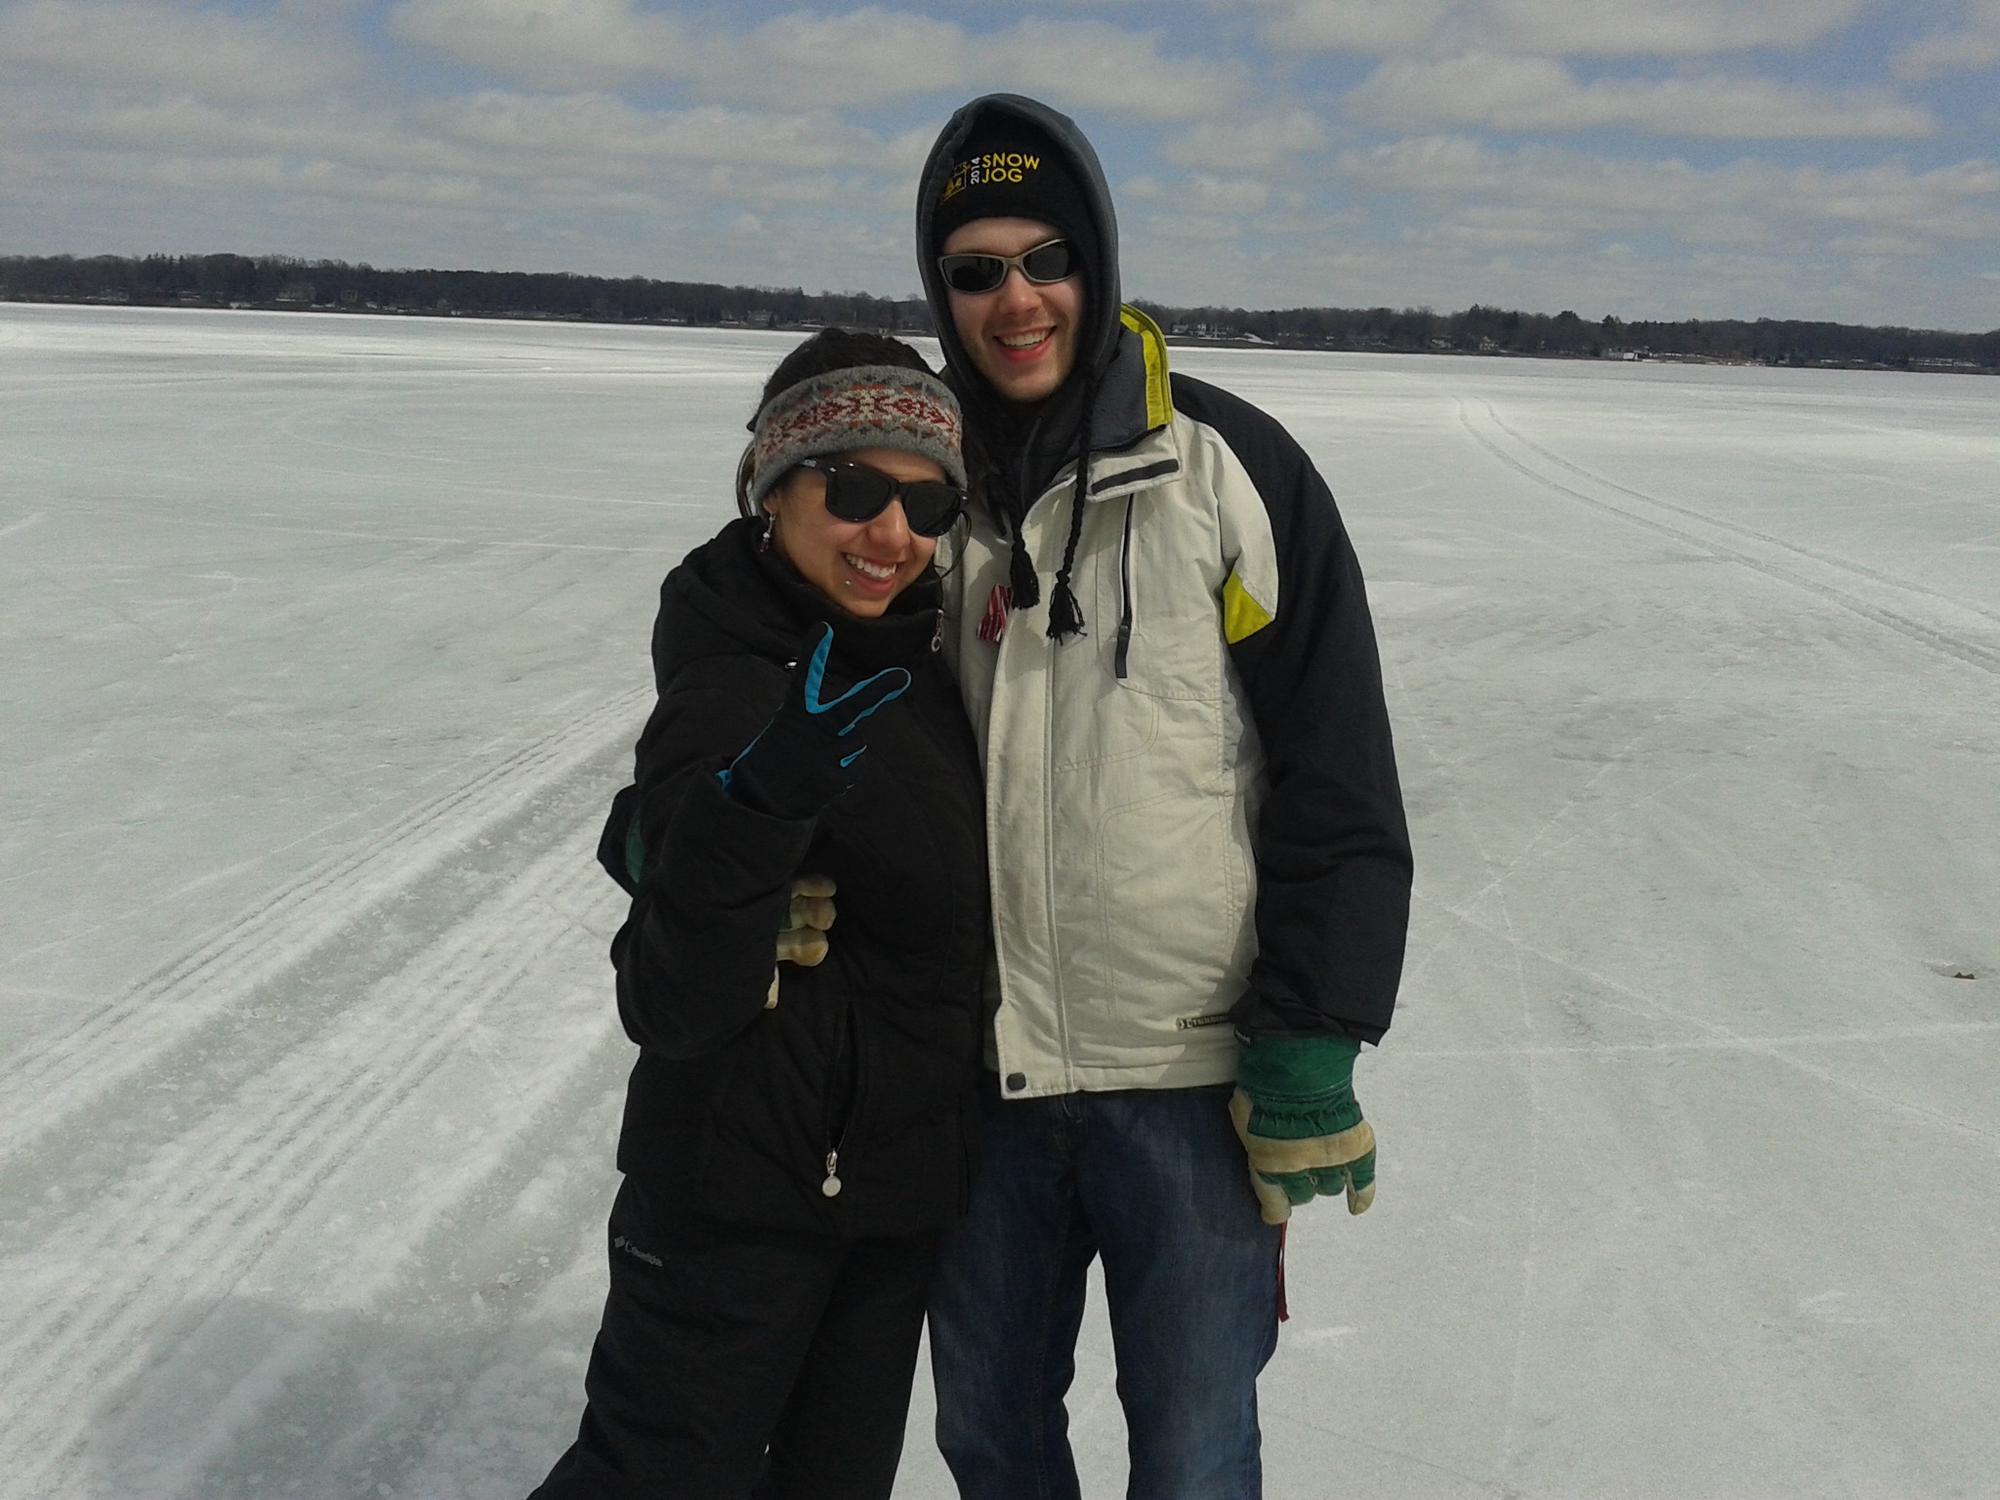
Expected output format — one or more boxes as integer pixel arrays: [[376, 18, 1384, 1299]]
[[1229, 1032, 1377, 1223], [719, 622, 911, 820]]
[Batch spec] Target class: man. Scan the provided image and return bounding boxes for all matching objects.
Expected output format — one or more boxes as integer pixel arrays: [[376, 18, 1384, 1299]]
[[911, 94, 1414, 1499]]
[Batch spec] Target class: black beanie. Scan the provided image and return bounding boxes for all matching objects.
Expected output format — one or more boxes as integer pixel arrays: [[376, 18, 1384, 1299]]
[[929, 116, 1098, 272]]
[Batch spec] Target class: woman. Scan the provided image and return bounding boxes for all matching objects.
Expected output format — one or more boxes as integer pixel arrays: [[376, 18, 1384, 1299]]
[[530, 329, 989, 1500]]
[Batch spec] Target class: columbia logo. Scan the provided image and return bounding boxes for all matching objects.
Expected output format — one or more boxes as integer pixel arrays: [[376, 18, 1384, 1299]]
[[1175, 1013, 1232, 1031], [612, 1234, 662, 1268]]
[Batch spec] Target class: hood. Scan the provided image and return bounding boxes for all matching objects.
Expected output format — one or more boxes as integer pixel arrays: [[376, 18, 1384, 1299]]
[[915, 94, 1124, 419]]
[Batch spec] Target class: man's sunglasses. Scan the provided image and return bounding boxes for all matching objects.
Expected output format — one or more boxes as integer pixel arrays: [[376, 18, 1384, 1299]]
[[795, 458, 964, 537], [936, 238, 1077, 296]]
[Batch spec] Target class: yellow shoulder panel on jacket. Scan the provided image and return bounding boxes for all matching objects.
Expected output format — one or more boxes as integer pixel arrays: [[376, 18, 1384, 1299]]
[[1119, 304, 1173, 433], [1222, 569, 1275, 643]]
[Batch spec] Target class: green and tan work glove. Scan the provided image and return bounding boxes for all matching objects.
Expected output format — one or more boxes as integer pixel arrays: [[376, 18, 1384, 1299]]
[[1229, 1033, 1376, 1223], [766, 875, 836, 1008]]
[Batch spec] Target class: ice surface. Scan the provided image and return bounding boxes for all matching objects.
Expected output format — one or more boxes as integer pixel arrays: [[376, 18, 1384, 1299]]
[[2, 305, 1996, 1498]]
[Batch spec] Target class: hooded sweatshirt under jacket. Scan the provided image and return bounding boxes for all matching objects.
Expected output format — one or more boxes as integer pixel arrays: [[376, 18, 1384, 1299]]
[[916, 94, 1414, 1099], [598, 518, 989, 1237]]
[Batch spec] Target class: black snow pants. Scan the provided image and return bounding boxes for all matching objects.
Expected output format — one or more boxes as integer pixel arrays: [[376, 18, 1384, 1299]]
[[528, 1177, 938, 1500]]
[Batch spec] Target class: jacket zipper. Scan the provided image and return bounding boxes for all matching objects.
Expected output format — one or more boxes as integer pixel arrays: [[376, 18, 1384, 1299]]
[[821, 996, 861, 1198], [1114, 495, 1135, 680]]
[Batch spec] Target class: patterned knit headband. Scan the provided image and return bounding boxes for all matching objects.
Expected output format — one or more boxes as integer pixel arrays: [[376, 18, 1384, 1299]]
[[746, 365, 967, 512]]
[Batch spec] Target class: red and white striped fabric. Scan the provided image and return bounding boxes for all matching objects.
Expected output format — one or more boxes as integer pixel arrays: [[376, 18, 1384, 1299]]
[[978, 583, 1012, 644]]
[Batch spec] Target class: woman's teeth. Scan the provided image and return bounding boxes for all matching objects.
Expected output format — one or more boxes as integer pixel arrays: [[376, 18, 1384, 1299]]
[[844, 555, 897, 580]]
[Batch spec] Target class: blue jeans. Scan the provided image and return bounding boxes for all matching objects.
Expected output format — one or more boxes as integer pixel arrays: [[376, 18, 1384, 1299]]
[[928, 1078, 1282, 1500]]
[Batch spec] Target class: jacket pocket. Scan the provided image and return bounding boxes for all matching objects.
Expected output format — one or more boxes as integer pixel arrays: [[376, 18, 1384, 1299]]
[[825, 994, 860, 1150], [1089, 790, 1246, 1041], [1093, 495, 1226, 703], [1115, 603, 1227, 702], [616, 1042, 745, 1186]]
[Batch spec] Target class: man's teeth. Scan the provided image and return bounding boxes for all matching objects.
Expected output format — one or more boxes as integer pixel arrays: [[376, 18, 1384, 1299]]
[[999, 331, 1050, 349], [845, 555, 897, 580]]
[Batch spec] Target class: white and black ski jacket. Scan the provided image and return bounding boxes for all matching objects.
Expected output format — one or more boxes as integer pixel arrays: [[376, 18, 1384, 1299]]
[[919, 95, 1412, 1100]]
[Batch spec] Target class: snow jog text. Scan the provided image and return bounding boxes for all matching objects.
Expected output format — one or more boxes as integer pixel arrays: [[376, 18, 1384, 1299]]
[[940, 151, 1043, 201]]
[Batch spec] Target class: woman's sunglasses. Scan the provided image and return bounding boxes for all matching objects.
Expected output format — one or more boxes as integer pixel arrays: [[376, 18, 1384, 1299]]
[[935, 238, 1077, 296], [795, 458, 964, 538]]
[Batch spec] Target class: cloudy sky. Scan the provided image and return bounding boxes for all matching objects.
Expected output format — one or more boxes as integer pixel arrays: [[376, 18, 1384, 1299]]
[[3, 0, 1997, 330]]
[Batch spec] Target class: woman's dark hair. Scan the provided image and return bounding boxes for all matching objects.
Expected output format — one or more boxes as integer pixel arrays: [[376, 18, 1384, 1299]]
[[735, 327, 938, 517], [755, 326, 933, 412]]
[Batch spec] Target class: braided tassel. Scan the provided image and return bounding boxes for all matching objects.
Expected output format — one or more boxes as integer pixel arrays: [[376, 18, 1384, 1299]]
[[1046, 385, 1094, 643], [1007, 529, 1041, 610], [1046, 579, 1085, 640]]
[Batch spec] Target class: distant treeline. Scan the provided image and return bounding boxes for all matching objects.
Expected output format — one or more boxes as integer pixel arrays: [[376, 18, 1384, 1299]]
[[4, 252, 1994, 373]]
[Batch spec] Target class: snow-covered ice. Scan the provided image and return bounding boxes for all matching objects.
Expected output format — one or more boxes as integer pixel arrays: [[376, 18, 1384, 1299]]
[[2, 304, 1996, 1498]]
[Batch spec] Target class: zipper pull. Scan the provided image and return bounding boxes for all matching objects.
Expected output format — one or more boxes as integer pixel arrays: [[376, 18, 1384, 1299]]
[[931, 612, 943, 654], [821, 1150, 843, 1198]]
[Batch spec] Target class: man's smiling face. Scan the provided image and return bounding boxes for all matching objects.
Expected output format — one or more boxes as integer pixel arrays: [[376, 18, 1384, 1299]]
[[942, 216, 1085, 406]]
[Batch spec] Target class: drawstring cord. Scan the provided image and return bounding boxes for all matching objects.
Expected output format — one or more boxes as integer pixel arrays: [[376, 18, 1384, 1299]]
[[1044, 379, 1095, 643]]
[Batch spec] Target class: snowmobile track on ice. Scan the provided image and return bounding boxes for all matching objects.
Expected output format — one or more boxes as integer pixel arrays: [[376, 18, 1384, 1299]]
[[1458, 397, 2000, 677], [0, 803, 633, 1499], [0, 685, 648, 1165]]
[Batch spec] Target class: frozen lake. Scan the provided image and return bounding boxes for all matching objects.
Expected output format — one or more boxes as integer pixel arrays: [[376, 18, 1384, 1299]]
[[2, 304, 1996, 1498]]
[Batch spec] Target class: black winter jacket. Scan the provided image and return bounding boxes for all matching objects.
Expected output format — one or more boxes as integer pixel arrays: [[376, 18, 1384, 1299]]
[[597, 518, 989, 1238]]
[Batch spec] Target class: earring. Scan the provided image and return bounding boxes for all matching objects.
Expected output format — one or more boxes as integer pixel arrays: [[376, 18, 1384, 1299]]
[[759, 511, 776, 553]]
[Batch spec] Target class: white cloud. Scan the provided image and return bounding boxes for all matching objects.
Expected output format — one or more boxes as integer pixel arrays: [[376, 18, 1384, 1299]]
[[1336, 136, 2000, 247], [14, 143, 493, 213], [1251, 0, 1868, 57], [0, 71, 903, 190], [385, 3, 1242, 121], [0, 0, 356, 99], [387, 0, 694, 88], [1421, 207, 1580, 250], [1478, 0, 1867, 56], [882, 126, 942, 175], [0, 72, 932, 286], [1894, 0, 2000, 78], [725, 7, 966, 106], [1121, 172, 1278, 217], [1235, 0, 1455, 54], [1188, 174, 1273, 213], [432, 92, 894, 174], [1829, 231, 1935, 258], [1141, 213, 1256, 245], [1163, 108, 1329, 170], [966, 17, 1247, 121], [1345, 54, 1937, 139], [2, 0, 1990, 329], [1130, 211, 1985, 329]]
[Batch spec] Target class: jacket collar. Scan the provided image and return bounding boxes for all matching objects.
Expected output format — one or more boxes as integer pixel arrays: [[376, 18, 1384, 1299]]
[[1032, 306, 1180, 507]]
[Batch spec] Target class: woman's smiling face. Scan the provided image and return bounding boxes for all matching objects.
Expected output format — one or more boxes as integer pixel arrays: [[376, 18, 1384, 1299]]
[[764, 447, 942, 618]]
